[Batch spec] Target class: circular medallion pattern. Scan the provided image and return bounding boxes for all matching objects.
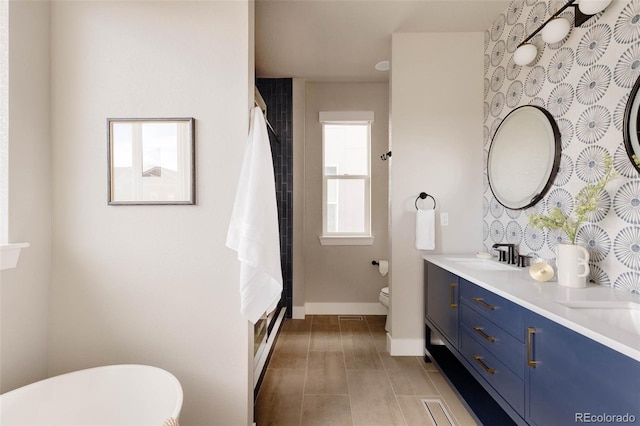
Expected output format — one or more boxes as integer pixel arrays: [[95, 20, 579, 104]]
[[613, 43, 640, 88], [490, 196, 505, 218], [613, 92, 629, 131], [506, 207, 521, 219], [491, 66, 506, 92], [585, 188, 611, 223], [525, 66, 546, 97], [547, 228, 569, 252], [526, 3, 547, 36], [529, 97, 546, 108], [547, 47, 574, 83], [576, 65, 612, 105], [576, 24, 612, 66], [554, 154, 574, 186], [557, 118, 573, 150], [507, 0, 524, 25], [614, 144, 639, 179], [576, 224, 611, 263], [506, 80, 523, 107], [484, 54, 491, 74], [490, 220, 505, 243], [614, 181, 640, 225], [547, 187, 574, 216], [483, 220, 490, 240], [506, 56, 522, 81], [547, 83, 574, 116], [524, 223, 545, 251], [614, 272, 640, 294], [613, 1, 640, 44], [506, 221, 523, 244], [575, 105, 611, 145], [588, 264, 610, 286], [613, 227, 640, 270], [507, 23, 525, 53], [483, 197, 490, 217], [491, 40, 506, 67], [576, 145, 610, 183], [492, 14, 507, 42], [490, 92, 505, 118]]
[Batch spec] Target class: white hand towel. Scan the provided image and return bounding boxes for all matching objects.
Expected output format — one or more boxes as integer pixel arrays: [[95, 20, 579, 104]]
[[416, 209, 435, 250], [226, 106, 283, 324]]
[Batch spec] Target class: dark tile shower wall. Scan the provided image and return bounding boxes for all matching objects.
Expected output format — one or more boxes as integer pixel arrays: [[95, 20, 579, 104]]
[[256, 78, 293, 317]]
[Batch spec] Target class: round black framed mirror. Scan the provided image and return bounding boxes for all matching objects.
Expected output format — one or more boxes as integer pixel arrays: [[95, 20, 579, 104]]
[[624, 75, 640, 174], [487, 105, 561, 210]]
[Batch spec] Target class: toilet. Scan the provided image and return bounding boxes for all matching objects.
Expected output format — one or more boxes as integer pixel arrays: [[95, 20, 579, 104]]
[[379, 286, 390, 332]]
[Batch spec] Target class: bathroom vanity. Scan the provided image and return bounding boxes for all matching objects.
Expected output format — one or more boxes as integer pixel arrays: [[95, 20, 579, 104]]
[[423, 255, 640, 426]]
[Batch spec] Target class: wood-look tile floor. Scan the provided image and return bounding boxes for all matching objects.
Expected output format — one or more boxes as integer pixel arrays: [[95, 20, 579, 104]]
[[255, 315, 478, 426]]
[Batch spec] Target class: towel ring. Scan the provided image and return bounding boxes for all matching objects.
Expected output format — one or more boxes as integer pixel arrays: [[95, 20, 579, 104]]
[[415, 192, 436, 210]]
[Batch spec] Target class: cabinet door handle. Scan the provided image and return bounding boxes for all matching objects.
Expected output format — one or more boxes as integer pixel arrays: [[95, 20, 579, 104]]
[[473, 326, 496, 342], [472, 297, 496, 310], [527, 327, 538, 368], [473, 355, 495, 374], [449, 283, 458, 309]]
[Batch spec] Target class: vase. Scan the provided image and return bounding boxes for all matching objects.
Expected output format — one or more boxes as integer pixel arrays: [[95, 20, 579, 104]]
[[556, 243, 590, 288]]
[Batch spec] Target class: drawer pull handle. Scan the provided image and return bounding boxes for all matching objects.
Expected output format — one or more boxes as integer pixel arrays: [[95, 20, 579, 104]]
[[473, 326, 496, 342], [449, 283, 458, 309], [472, 297, 496, 310], [527, 327, 538, 368], [473, 355, 495, 374]]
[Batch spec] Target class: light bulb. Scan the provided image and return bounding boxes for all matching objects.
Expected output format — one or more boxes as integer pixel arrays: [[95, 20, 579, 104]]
[[513, 43, 537, 66], [578, 0, 612, 15], [542, 17, 571, 44]]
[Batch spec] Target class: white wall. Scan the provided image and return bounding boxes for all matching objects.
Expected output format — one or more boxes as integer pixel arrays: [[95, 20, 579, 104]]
[[0, 0, 51, 394], [389, 33, 484, 355], [303, 82, 389, 314], [48, 2, 253, 425]]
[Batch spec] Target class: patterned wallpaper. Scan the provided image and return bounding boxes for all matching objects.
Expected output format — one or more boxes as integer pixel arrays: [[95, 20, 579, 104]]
[[483, 0, 640, 293]]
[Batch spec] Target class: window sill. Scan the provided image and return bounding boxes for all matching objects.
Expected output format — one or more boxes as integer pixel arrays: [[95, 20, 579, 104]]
[[319, 236, 375, 246], [1, 243, 30, 271]]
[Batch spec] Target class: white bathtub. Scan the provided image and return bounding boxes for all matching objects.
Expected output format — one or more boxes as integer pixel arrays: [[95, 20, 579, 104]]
[[0, 364, 183, 426]]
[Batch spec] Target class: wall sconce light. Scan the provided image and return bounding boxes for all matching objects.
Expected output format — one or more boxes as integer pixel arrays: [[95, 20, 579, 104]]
[[513, 0, 612, 66]]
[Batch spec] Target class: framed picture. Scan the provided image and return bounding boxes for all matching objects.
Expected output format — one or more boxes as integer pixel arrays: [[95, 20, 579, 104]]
[[107, 118, 195, 205]]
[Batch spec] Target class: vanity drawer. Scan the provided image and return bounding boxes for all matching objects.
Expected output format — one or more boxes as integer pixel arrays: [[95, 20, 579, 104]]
[[460, 302, 525, 379], [460, 279, 523, 340], [460, 329, 525, 417]]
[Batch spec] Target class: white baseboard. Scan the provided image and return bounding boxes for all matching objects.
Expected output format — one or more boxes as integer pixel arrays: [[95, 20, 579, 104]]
[[292, 306, 306, 319], [304, 302, 387, 315], [388, 336, 424, 356]]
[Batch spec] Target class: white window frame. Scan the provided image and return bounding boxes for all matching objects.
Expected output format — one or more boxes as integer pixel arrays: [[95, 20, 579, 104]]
[[319, 111, 374, 246], [0, 0, 30, 270]]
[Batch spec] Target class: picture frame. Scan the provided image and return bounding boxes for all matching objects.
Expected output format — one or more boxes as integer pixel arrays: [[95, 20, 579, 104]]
[[107, 118, 195, 205]]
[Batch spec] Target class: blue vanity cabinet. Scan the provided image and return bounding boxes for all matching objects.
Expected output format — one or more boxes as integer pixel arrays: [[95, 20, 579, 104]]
[[525, 311, 640, 426], [459, 279, 526, 418], [424, 261, 459, 349]]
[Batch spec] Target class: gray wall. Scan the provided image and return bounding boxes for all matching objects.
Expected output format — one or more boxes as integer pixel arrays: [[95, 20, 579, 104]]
[[1, 0, 51, 393], [389, 32, 484, 354], [484, 0, 640, 292], [303, 82, 390, 313], [48, 1, 254, 424]]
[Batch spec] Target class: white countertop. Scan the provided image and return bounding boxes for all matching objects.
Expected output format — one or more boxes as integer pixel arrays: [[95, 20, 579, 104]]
[[423, 254, 640, 362]]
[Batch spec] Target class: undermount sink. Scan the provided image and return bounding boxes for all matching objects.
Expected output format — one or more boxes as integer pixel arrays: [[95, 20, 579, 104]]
[[556, 300, 640, 335], [443, 257, 520, 271]]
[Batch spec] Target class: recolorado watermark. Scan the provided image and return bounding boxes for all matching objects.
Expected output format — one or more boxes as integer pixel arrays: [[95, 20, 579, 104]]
[[575, 413, 637, 423]]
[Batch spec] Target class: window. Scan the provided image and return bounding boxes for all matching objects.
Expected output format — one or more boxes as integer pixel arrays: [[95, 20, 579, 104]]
[[319, 111, 374, 246], [0, 0, 8, 244]]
